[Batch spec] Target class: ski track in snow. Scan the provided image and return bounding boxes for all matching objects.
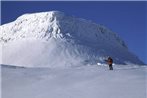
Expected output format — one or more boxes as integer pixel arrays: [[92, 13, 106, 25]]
[[1, 64, 146, 98]]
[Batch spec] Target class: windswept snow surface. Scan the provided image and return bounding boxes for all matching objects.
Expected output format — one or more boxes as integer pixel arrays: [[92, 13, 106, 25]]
[[1, 64, 146, 98], [0, 11, 144, 67]]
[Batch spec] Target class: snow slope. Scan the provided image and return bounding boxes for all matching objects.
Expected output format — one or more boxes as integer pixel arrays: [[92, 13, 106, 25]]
[[1, 64, 146, 98], [0, 11, 144, 67]]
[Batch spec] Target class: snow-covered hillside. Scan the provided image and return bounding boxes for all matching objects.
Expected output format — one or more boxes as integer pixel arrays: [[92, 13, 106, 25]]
[[0, 11, 144, 67], [1, 64, 146, 98]]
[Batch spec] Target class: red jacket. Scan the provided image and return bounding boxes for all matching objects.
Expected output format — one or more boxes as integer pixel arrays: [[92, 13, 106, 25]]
[[107, 58, 113, 65]]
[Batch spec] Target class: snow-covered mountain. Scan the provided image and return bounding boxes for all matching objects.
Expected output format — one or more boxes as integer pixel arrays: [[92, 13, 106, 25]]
[[0, 11, 144, 67]]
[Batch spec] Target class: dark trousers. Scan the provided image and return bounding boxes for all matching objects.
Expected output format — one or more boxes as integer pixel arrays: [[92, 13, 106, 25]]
[[109, 64, 113, 70]]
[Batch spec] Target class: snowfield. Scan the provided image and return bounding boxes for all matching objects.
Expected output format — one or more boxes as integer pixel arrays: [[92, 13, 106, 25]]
[[0, 11, 146, 98], [1, 64, 146, 98]]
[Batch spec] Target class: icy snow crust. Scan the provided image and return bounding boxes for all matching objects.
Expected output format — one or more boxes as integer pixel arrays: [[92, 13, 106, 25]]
[[0, 11, 144, 67]]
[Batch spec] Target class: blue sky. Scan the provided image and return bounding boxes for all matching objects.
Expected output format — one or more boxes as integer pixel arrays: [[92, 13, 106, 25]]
[[1, 1, 147, 64]]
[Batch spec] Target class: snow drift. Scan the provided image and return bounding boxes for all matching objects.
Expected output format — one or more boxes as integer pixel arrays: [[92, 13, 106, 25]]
[[0, 11, 144, 67]]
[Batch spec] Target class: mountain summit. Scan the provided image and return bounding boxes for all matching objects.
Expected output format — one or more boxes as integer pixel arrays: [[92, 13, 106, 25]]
[[0, 11, 144, 67]]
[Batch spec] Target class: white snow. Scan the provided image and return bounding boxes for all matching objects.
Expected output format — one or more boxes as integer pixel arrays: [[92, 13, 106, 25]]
[[0, 11, 146, 98], [1, 64, 146, 98], [0, 11, 144, 67]]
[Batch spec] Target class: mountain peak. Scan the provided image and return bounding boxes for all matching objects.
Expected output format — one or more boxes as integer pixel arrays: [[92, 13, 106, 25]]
[[0, 11, 144, 67], [1, 10, 124, 45], [17, 10, 65, 20], [1, 11, 67, 42]]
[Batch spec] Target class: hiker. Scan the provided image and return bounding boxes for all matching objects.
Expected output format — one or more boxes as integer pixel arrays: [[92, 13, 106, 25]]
[[105, 57, 113, 70]]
